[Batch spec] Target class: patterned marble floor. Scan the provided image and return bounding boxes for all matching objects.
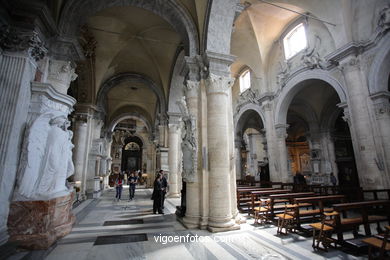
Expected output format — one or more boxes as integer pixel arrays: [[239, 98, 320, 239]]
[[9, 187, 369, 260]]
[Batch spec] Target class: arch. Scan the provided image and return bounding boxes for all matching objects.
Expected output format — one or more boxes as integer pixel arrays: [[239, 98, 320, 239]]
[[97, 72, 167, 116], [368, 33, 390, 94], [205, 0, 239, 54], [58, 0, 199, 56], [123, 135, 143, 148], [288, 97, 319, 132], [108, 112, 153, 134], [275, 69, 347, 125], [234, 103, 266, 139]]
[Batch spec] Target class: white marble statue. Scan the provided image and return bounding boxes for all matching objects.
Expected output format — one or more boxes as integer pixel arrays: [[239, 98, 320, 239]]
[[15, 115, 75, 200]]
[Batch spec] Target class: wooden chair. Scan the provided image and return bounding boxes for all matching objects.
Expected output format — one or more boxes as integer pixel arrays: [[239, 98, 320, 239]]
[[362, 226, 390, 260], [309, 211, 339, 251], [276, 204, 296, 235], [254, 199, 270, 225]]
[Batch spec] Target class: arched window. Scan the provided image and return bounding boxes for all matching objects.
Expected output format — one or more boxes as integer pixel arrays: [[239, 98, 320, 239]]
[[283, 23, 307, 60], [239, 70, 251, 93]]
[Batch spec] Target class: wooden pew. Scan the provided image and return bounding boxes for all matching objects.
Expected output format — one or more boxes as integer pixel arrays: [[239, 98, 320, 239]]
[[249, 189, 292, 216], [236, 187, 276, 211], [267, 192, 315, 221], [293, 194, 346, 230], [332, 200, 390, 244], [363, 189, 390, 201]]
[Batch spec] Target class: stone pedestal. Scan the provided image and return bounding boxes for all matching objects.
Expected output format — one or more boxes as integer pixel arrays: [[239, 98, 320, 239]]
[[7, 193, 75, 249]]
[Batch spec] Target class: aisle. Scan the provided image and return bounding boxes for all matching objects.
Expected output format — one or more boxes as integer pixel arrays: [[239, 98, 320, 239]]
[[41, 187, 364, 260]]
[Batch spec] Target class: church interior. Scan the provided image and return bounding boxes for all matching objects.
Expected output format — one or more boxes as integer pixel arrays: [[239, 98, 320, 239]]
[[0, 0, 390, 259]]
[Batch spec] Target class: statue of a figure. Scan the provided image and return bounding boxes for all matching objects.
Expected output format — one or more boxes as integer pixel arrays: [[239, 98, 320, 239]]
[[301, 35, 327, 69], [15, 115, 75, 200]]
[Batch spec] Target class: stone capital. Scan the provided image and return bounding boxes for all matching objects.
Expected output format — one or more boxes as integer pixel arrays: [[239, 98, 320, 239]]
[[0, 25, 47, 61], [339, 56, 361, 72], [185, 80, 200, 98], [46, 59, 78, 95], [73, 113, 89, 124], [275, 124, 289, 139], [205, 73, 235, 95]]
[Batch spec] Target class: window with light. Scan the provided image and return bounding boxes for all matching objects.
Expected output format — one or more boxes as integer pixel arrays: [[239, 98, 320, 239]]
[[283, 23, 307, 60], [239, 70, 251, 93]]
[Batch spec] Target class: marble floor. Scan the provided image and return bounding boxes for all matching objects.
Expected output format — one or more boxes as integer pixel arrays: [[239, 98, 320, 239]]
[[6, 187, 372, 260]]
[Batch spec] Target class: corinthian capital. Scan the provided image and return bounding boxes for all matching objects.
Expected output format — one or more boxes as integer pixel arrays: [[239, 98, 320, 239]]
[[185, 80, 200, 98], [0, 25, 47, 61], [47, 59, 78, 94], [205, 73, 235, 95]]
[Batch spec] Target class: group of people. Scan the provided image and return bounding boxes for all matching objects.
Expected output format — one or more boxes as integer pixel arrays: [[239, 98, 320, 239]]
[[114, 169, 169, 215], [151, 170, 168, 214], [114, 171, 139, 201]]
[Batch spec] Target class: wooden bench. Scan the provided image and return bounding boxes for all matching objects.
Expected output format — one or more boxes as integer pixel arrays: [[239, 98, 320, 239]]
[[293, 195, 346, 230], [237, 187, 277, 211], [250, 189, 292, 216], [267, 192, 315, 221], [363, 189, 390, 201], [332, 200, 390, 244]]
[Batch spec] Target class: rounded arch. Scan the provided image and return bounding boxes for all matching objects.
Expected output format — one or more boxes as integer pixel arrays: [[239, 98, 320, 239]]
[[123, 135, 144, 148], [368, 33, 390, 94], [97, 72, 167, 116], [205, 0, 239, 54], [58, 0, 198, 56], [108, 112, 153, 134], [234, 103, 266, 138], [275, 69, 347, 125]]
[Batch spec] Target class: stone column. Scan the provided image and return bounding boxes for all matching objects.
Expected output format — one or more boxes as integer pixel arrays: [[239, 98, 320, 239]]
[[371, 93, 390, 188], [0, 29, 45, 244], [319, 131, 338, 184], [235, 139, 242, 180], [261, 102, 279, 181], [275, 124, 290, 183], [205, 73, 236, 231], [168, 115, 181, 198], [72, 113, 89, 199], [340, 57, 386, 189], [182, 79, 201, 228]]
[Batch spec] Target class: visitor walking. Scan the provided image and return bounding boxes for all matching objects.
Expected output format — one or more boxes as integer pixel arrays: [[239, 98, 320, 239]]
[[115, 175, 123, 201], [128, 171, 138, 200]]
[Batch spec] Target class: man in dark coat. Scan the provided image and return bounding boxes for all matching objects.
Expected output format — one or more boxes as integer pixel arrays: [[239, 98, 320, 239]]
[[159, 170, 168, 209], [152, 173, 164, 214]]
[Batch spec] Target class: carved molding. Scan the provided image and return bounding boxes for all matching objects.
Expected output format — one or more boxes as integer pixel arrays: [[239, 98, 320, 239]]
[[377, 5, 390, 32], [185, 80, 200, 98], [275, 124, 289, 139], [205, 73, 235, 95], [373, 101, 390, 118], [235, 88, 261, 114], [0, 25, 47, 61]]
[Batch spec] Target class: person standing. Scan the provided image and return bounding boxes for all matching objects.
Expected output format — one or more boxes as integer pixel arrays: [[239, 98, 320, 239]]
[[128, 171, 138, 200], [159, 170, 168, 209], [330, 172, 337, 186], [115, 175, 123, 201], [152, 174, 164, 214]]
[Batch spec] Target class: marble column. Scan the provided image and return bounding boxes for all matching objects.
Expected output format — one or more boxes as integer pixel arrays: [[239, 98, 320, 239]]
[[234, 139, 243, 180], [371, 93, 390, 188], [275, 124, 290, 183], [205, 73, 236, 231], [261, 102, 279, 182], [319, 131, 338, 184], [182, 80, 200, 228], [168, 118, 181, 198], [0, 43, 42, 245], [72, 113, 89, 199], [340, 57, 386, 189]]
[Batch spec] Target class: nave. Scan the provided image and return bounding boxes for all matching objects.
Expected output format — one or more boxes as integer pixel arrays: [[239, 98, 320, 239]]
[[5, 188, 365, 260]]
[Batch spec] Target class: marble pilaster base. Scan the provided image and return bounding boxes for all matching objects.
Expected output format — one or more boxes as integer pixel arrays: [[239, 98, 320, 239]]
[[7, 193, 75, 249], [208, 223, 240, 233], [182, 215, 200, 229], [167, 192, 180, 198]]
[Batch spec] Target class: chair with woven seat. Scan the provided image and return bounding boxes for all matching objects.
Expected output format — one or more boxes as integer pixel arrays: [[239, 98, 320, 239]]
[[309, 211, 339, 251], [363, 225, 390, 260], [276, 204, 296, 235], [254, 198, 270, 225]]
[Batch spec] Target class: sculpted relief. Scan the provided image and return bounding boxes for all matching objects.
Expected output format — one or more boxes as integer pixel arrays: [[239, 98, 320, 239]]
[[177, 97, 197, 182], [15, 115, 75, 200]]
